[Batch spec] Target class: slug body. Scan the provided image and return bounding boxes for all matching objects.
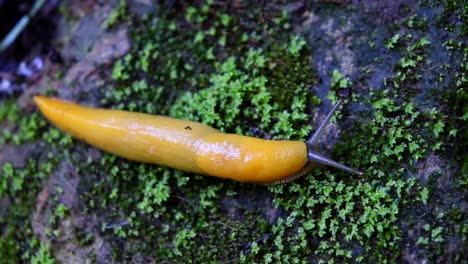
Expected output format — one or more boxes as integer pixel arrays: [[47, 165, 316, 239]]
[[34, 96, 308, 183]]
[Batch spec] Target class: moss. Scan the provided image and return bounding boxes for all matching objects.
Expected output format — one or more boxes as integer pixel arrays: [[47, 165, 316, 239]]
[[0, 100, 48, 146], [0, 226, 20, 264], [0, 99, 64, 262], [431, 0, 468, 35], [29, 239, 56, 264], [2, 0, 467, 262], [103, 0, 128, 29], [263, 174, 418, 263], [170, 43, 316, 139], [0, 157, 59, 263], [0, 99, 19, 122]]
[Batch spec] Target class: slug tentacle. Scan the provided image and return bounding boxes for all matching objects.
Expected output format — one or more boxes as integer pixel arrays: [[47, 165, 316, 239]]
[[307, 149, 363, 176], [306, 98, 344, 148], [306, 97, 363, 176], [274, 96, 363, 184]]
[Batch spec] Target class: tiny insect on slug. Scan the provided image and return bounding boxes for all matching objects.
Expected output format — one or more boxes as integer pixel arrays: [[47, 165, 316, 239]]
[[34, 94, 363, 184]]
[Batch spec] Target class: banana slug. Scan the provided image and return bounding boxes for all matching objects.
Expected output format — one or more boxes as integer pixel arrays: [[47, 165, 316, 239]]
[[34, 95, 363, 184]]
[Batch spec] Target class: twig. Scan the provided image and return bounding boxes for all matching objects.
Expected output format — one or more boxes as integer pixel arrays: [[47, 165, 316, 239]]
[[0, 0, 46, 53]]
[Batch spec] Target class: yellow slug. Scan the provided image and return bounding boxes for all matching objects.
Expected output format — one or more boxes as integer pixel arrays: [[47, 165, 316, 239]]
[[34, 96, 362, 184]]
